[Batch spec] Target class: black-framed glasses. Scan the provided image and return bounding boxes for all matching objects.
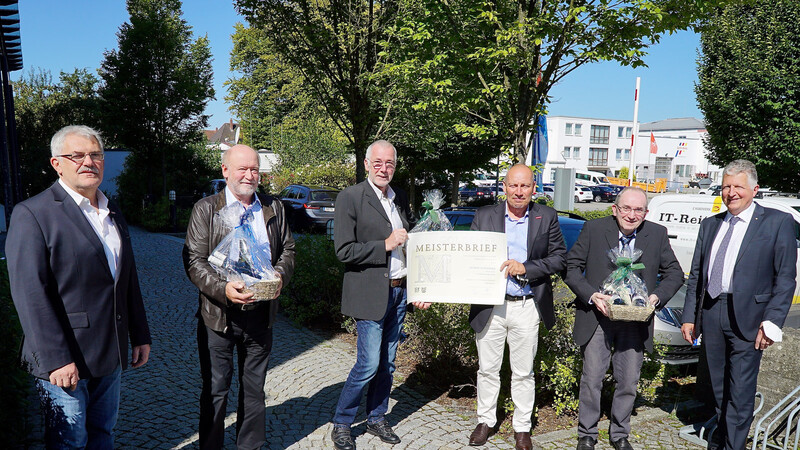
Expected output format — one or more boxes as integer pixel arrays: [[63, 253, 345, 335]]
[[56, 152, 105, 164]]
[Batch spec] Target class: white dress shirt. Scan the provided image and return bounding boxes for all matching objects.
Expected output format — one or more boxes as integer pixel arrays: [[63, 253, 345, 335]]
[[367, 179, 407, 279], [59, 179, 121, 279], [224, 187, 270, 248], [708, 201, 781, 341]]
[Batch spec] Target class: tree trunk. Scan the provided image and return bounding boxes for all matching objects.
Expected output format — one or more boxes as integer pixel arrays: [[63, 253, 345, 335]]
[[408, 166, 417, 214], [451, 171, 461, 207]]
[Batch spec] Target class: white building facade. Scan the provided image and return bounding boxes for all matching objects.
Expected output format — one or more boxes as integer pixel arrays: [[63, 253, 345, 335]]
[[534, 116, 722, 188]]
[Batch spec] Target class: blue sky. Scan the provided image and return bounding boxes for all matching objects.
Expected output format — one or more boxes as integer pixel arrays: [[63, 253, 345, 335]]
[[15, 1, 702, 128]]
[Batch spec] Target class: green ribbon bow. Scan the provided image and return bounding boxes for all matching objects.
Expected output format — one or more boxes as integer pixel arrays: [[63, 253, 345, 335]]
[[608, 257, 645, 283], [419, 200, 440, 224]]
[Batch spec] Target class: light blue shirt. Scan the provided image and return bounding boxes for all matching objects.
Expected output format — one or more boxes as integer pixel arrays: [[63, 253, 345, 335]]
[[505, 206, 532, 297], [224, 187, 270, 248]]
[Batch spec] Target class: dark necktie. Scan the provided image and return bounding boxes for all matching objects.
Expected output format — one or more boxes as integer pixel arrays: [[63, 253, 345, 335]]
[[707, 216, 740, 299], [619, 234, 634, 251]]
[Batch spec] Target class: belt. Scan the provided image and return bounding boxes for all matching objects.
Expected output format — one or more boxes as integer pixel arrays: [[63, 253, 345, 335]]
[[505, 294, 533, 302], [703, 292, 731, 309], [237, 301, 263, 311], [390, 277, 406, 288]]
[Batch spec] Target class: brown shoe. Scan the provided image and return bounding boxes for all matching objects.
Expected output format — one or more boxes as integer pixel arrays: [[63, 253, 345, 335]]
[[469, 423, 490, 446], [514, 431, 533, 450]]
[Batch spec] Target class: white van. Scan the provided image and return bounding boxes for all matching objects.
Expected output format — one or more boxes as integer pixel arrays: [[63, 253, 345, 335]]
[[575, 169, 610, 187], [647, 194, 800, 306]]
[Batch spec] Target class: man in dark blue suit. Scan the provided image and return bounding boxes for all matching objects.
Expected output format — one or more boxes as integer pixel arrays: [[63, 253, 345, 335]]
[[6, 125, 151, 448], [683, 160, 797, 450]]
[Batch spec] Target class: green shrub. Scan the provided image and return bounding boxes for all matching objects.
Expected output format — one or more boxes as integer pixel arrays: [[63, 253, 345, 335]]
[[264, 160, 356, 193], [0, 260, 35, 445], [403, 303, 477, 369], [279, 234, 345, 326]]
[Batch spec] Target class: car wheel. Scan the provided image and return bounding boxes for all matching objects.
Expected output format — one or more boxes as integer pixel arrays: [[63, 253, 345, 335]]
[[574, 195, 580, 203], [594, 195, 601, 202]]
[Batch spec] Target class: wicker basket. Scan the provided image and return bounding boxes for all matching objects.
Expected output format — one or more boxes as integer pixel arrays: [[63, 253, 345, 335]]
[[607, 304, 654, 322], [243, 279, 281, 301]]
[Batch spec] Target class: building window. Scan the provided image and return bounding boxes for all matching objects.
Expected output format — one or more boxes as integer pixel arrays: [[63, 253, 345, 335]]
[[623, 149, 630, 160], [675, 165, 695, 177], [626, 127, 632, 138], [574, 124, 582, 136], [590, 125, 609, 144], [572, 147, 580, 159], [562, 146, 571, 159], [588, 147, 608, 166], [616, 148, 623, 160], [617, 126, 624, 138], [565, 123, 573, 135]]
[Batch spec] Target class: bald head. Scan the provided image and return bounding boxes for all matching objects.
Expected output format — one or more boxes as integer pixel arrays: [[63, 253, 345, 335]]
[[222, 144, 260, 204], [503, 164, 535, 214]]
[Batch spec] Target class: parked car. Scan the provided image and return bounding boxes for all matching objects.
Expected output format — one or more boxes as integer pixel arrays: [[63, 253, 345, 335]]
[[698, 184, 721, 195], [459, 185, 502, 203], [653, 282, 700, 365], [589, 185, 617, 202], [575, 186, 593, 203], [541, 186, 554, 200], [278, 184, 339, 231], [442, 207, 586, 251], [200, 179, 226, 198]]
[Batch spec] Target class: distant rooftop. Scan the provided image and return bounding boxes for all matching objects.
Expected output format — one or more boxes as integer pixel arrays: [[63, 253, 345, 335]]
[[639, 117, 706, 132]]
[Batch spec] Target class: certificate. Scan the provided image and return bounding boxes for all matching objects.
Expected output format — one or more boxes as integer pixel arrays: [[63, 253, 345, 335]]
[[406, 231, 507, 305]]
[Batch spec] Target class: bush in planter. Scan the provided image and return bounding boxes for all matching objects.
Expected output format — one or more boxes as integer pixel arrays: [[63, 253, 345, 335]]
[[279, 234, 345, 326]]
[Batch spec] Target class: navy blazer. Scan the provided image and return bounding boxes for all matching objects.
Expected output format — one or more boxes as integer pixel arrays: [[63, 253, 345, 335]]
[[684, 203, 796, 341], [564, 216, 684, 352], [6, 182, 151, 380], [334, 180, 411, 321], [468, 201, 567, 333]]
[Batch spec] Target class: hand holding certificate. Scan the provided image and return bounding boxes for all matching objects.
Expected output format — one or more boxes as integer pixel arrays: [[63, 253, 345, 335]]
[[407, 231, 507, 305]]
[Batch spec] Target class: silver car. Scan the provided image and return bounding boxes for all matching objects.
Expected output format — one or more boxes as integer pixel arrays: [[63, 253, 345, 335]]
[[653, 282, 700, 365]]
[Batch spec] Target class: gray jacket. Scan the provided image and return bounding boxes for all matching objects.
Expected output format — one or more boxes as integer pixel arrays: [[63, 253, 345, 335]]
[[183, 191, 295, 332]]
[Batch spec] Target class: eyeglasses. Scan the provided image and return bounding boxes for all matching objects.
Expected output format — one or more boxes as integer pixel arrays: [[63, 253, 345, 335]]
[[56, 152, 105, 164], [369, 160, 396, 170], [615, 205, 647, 216]]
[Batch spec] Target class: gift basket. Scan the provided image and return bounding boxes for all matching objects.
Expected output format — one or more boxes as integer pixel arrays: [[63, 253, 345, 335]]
[[207, 204, 281, 301], [410, 190, 453, 232], [601, 246, 654, 321]]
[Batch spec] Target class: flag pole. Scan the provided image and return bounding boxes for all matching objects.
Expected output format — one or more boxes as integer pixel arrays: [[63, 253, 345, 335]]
[[629, 77, 640, 186]]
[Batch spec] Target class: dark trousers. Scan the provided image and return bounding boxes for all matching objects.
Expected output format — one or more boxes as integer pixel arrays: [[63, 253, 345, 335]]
[[197, 307, 273, 450], [578, 319, 644, 442], [702, 295, 762, 450]]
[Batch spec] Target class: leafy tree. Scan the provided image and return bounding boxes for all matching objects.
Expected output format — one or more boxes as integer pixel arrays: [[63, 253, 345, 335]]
[[13, 69, 101, 198], [696, 0, 800, 192], [382, 0, 720, 163], [99, 0, 214, 200], [234, 0, 398, 182], [226, 23, 350, 164]]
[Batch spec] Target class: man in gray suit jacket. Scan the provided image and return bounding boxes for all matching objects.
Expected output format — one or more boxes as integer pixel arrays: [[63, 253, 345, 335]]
[[467, 164, 567, 450], [683, 160, 796, 450], [331, 140, 425, 450], [565, 187, 683, 450], [6, 125, 151, 448]]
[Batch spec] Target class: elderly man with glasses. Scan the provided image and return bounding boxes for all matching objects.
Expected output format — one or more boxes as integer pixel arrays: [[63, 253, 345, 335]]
[[564, 187, 683, 450], [330, 140, 427, 450], [6, 125, 152, 448]]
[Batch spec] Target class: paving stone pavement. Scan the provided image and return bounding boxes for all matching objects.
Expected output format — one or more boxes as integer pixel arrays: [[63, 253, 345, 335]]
[[21, 227, 706, 449]]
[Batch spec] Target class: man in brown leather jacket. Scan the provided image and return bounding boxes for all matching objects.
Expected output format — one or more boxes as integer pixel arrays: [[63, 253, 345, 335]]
[[183, 144, 295, 450]]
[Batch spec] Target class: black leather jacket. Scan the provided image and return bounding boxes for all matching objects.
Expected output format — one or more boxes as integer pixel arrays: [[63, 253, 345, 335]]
[[183, 192, 295, 332]]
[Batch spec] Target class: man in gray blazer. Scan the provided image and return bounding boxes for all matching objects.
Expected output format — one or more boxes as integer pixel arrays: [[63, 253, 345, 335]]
[[330, 140, 424, 450], [468, 164, 567, 450], [565, 187, 683, 450], [683, 160, 796, 450], [6, 125, 151, 448]]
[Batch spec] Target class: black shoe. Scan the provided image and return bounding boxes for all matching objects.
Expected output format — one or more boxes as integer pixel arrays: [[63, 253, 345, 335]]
[[577, 436, 596, 450], [611, 436, 634, 450], [331, 426, 355, 450], [366, 419, 401, 444]]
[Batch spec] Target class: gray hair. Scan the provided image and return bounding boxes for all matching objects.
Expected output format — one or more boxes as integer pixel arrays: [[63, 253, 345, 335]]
[[365, 140, 397, 161], [723, 159, 758, 187], [615, 186, 648, 208], [50, 125, 104, 157]]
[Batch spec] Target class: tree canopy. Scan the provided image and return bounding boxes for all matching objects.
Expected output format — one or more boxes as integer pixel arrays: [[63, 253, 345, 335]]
[[13, 69, 101, 198], [99, 0, 215, 198], [382, 0, 719, 163], [695, 0, 800, 191]]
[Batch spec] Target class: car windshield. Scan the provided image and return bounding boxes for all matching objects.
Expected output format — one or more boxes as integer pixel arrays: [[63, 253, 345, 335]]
[[310, 190, 338, 201]]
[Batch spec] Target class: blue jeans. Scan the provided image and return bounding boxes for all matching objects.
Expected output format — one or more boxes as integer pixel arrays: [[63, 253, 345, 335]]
[[333, 286, 407, 425], [36, 365, 122, 449]]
